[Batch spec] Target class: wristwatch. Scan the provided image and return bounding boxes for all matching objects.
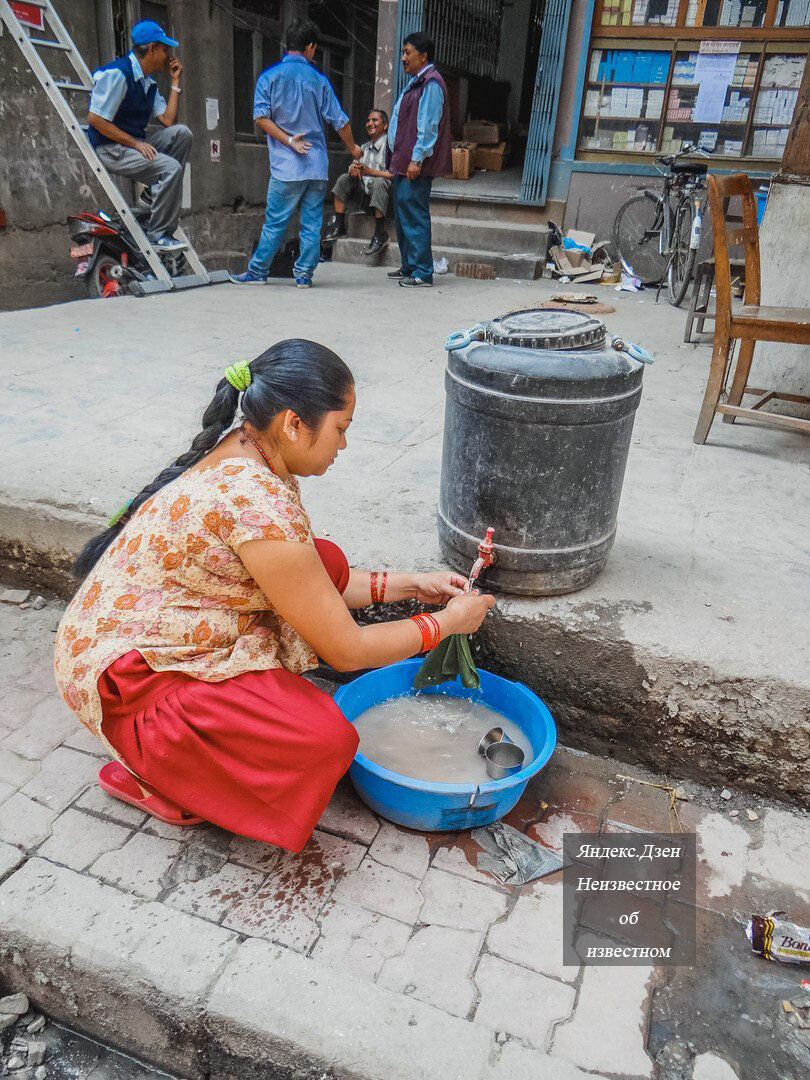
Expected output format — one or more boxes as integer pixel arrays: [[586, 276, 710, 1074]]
[[171, 85, 182, 94]]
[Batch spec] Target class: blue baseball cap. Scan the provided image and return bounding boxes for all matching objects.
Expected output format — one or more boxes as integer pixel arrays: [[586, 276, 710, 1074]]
[[131, 20, 178, 48]]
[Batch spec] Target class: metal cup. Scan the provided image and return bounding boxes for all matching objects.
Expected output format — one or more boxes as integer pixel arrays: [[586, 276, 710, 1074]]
[[477, 727, 514, 756], [484, 740, 525, 780]]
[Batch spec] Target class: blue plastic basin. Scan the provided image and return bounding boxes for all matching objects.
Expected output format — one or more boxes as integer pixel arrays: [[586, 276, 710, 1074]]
[[334, 659, 557, 831]]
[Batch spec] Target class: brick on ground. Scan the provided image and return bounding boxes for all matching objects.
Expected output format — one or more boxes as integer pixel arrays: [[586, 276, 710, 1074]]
[[552, 963, 659, 1078], [527, 759, 616, 819], [311, 898, 412, 980], [0, 793, 59, 849], [0, 748, 40, 789], [474, 953, 576, 1051], [91, 831, 182, 899], [228, 833, 284, 873], [528, 807, 600, 853], [1, 696, 77, 761], [377, 924, 482, 1018], [316, 777, 380, 846], [331, 854, 424, 925], [487, 882, 579, 983], [36, 808, 132, 872], [368, 821, 431, 879], [419, 867, 508, 931], [431, 834, 505, 886], [0, 686, 50, 733], [0, 839, 24, 879], [165, 860, 266, 923], [21, 746, 100, 812], [224, 831, 365, 952], [605, 777, 679, 833], [0, 779, 15, 807], [62, 724, 106, 756], [75, 782, 149, 827]]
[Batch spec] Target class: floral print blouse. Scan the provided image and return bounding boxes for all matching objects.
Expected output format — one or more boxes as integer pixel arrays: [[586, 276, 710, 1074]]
[[54, 460, 318, 741]]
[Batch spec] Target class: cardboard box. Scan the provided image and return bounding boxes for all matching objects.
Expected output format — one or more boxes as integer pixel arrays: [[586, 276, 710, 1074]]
[[474, 142, 509, 171], [450, 141, 477, 180], [462, 119, 507, 145]]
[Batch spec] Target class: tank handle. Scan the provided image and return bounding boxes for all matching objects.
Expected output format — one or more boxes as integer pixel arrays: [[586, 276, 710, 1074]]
[[612, 337, 655, 365], [445, 324, 487, 352]]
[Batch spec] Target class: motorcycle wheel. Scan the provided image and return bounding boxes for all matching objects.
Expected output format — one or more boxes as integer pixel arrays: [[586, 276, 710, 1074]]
[[88, 254, 122, 299]]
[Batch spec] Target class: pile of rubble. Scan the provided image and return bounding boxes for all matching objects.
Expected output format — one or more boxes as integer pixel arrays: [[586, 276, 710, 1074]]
[[1, 995, 48, 1080]]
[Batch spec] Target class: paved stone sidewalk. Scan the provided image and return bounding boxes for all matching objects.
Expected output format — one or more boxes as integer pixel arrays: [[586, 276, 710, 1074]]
[[1, 595, 808, 1080]]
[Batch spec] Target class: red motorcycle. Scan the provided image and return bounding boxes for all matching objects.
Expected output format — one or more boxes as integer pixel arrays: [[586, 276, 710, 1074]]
[[68, 208, 185, 297]]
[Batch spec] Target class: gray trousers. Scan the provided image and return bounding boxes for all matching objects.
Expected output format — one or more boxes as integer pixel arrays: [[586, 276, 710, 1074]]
[[332, 172, 391, 217], [95, 124, 193, 242]]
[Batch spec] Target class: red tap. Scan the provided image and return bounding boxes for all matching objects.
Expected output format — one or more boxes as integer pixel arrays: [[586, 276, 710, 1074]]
[[466, 527, 496, 591]]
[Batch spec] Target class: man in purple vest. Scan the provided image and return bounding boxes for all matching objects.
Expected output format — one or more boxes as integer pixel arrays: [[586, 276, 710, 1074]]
[[387, 32, 452, 288]]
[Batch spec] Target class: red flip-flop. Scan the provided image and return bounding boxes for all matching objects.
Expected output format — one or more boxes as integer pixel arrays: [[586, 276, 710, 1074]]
[[98, 763, 204, 827]]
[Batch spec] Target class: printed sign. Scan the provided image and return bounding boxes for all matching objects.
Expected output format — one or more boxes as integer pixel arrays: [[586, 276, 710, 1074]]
[[210, 139, 221, 162], [11, 2, 45, 30]]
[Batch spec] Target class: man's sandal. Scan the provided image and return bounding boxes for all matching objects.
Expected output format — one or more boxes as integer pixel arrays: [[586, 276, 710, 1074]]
[[98, 763, 204, 826]]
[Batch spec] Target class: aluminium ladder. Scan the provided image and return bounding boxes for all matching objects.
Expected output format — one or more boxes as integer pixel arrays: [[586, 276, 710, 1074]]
[[0, 0, 229, 294]]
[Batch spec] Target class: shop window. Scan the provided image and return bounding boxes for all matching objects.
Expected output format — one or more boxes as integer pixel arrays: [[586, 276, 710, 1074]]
[[581, 2, 809, 163]]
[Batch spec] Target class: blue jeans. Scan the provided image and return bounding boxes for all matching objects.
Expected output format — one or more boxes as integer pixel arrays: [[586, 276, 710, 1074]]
[[393, 174, 434, 281], [249, 177, 328, 279]]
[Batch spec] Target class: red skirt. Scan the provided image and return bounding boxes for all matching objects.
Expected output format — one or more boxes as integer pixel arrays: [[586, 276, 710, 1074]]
[[98, 539, 359, 853]]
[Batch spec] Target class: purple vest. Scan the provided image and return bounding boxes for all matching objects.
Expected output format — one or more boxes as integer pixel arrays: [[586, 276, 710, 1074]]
[[389, 65, 452, 178]]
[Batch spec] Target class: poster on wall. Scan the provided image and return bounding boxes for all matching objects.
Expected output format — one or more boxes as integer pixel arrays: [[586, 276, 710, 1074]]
[[10, 3, 45, 30], [693, 41, 741, 125]]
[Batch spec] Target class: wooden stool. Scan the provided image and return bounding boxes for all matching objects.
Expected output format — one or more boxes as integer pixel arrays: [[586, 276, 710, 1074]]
[[683, 256, 745, 343]]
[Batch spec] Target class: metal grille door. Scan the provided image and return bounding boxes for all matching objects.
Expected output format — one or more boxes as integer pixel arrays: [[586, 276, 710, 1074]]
[[520, 0, 573, 206], [394, 0, 425, 99]]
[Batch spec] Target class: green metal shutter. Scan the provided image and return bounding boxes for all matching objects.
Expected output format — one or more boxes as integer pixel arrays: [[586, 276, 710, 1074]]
[[394, 0, 425, 99], [520, 0, 573, 205]]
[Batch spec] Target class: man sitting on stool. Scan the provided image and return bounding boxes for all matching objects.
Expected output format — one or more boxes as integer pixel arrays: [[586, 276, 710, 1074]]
[[323, 108, 391, 256], [87, 19, 191, 254]]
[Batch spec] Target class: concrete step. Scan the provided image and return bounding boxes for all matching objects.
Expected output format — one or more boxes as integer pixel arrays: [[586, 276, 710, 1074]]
[[428, 195, 565, 226], [331, 236, 543, 280], [346, 213, 548, 256]]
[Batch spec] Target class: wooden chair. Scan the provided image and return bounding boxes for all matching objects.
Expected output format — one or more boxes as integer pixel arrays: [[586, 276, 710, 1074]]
[[693, 173, 810, 444]]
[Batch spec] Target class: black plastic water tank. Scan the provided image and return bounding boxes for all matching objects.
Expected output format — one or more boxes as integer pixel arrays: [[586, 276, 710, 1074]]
[[438, 309, 646, 595]]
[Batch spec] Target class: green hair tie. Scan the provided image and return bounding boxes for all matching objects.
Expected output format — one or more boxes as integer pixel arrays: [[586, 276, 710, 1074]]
[[108, 500, 133, 527], [224, 361, 252, 392]]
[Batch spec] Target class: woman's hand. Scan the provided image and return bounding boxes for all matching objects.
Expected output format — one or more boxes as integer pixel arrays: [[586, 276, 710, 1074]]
[[441, 591, 496, 636], [411, 571, 468, 605]]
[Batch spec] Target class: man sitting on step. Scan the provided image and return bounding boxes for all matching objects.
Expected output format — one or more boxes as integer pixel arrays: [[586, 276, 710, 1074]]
[[87, 19, 191, 254], [323, 108, 391, 257]]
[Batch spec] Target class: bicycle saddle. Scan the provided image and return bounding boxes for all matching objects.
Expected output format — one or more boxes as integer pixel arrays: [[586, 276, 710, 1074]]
[[671, 162, 708, 175]]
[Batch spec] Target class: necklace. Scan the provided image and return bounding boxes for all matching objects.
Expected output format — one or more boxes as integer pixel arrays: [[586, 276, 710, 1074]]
[[239, 425, 279, 477]]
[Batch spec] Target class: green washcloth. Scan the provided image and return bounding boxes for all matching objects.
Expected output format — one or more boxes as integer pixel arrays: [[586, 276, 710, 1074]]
[[413, 633, 480, 690]]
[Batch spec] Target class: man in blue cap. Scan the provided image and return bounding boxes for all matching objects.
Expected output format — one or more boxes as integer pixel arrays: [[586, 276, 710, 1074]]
[[87, 19, 191, 253]]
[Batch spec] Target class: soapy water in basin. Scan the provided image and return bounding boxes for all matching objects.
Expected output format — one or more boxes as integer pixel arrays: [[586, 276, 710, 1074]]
[[352, 693, 534, 784]]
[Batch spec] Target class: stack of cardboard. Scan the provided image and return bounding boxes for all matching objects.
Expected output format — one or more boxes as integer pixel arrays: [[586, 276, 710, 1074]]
[[546, 230, 618, 284], [462, 119, 507, 144], [475, 143, 509, 171]]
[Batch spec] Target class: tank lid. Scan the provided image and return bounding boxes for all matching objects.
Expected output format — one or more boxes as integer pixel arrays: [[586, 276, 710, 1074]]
[[485, 309, 606, 351]]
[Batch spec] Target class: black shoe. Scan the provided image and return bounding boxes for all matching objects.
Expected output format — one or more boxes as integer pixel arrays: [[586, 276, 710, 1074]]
[[387, 267, 407, 279], [363, 232, 389, 257], [322, 215, 346, 244], [399, 276, 433, 288]]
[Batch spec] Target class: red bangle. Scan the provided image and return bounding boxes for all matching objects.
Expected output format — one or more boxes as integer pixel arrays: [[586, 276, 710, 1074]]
[[409, 613, 442, 652], [370, 571, 388, 605]]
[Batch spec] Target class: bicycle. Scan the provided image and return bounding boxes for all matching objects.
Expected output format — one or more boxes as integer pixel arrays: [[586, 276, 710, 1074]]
[[613, 144, 712, 307]]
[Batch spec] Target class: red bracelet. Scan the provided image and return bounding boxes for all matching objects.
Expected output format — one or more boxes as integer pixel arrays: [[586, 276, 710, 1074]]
[[370, 571, 388, 604], [409, 613, 442, 652]]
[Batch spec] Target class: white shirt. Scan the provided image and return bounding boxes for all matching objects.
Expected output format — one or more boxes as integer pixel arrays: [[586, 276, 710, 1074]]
[[89, 52, 167, 122], [360, 135, 387, 192]]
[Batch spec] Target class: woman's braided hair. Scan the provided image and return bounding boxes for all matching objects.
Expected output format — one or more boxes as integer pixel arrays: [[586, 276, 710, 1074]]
[[73, 338, 354, 578]]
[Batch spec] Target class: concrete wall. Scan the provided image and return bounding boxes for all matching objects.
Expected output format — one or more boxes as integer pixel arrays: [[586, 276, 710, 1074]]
[[563, 169, 659, 236], [0, 0, 378, 310], [752, 178, 810, 404]]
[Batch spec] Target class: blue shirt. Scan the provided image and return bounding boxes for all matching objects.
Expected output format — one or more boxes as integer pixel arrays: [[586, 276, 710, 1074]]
[[388, 64, 444, 164], [253, 54, 349, 181], [89, 52, 167, 121]]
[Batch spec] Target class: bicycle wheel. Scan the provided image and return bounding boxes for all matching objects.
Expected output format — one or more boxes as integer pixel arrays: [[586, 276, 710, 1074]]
[[667, 197, 697, 307], [613, 194, 668, 285]]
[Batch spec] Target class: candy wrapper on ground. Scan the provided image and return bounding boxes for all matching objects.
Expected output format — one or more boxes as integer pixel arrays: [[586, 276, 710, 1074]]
[[747, 911, 810, 964]]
